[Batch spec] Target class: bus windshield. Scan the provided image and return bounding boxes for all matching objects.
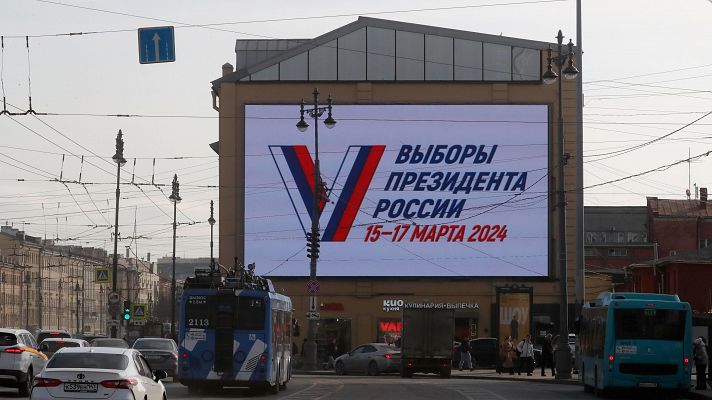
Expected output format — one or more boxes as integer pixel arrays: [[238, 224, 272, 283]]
[[614, 308, 685, 341]]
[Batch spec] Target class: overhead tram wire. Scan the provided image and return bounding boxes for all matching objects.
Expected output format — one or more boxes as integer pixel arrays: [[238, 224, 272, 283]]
[[23, 0, 568, 39]]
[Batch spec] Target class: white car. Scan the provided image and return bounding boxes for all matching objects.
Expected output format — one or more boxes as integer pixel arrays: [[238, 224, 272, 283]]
[[39, 338, 91, 359], [0, 328, 48, 396], [30, 347, 167, 400]]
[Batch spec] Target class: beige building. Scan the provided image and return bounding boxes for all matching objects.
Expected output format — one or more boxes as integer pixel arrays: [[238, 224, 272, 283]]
[[0, 226, 160, 335], [210, 18, 592, 353]]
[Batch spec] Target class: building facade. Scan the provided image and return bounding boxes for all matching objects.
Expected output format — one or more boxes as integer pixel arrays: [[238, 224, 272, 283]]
[[211, 17, 585, 354], [0, 226, 160, 335]]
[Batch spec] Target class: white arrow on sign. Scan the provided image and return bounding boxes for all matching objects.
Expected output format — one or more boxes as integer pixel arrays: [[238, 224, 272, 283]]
[[309, 295, 317, 312], [152, 33, 160, 62]]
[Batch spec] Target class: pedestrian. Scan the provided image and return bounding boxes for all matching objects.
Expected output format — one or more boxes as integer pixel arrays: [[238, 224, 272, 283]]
[[693, 336, 708, 390], [459, 338, 473, 371], [540, 333, 555, 377], [501, 335, 516, 375], [517, 334, 535, 376]]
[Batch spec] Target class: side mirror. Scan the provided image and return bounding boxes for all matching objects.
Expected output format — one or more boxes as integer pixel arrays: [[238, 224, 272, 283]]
[[153, 370, 168, 381]]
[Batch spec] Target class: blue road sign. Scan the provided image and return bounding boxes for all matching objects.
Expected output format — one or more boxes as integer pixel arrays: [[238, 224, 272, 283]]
[[132, 303, 147, 320], [138, 26, 175, 64], [95, 268, 110, 283]]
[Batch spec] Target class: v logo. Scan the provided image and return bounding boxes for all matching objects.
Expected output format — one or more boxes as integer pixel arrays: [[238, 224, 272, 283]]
[[272, 145, 385, 242]]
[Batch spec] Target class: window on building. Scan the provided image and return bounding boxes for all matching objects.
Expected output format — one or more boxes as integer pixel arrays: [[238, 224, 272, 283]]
[[700, 239, 712, 249], [608, 248, 627, 257]]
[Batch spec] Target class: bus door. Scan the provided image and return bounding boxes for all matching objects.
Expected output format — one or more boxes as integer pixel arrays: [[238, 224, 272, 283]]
[[214, 290, 235, 373]]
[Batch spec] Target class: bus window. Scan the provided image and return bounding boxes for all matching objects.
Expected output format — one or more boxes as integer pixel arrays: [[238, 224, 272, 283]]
[[614, 309, 685, 341], [237, 297, 265, 330], [185, 295, 214, 328]]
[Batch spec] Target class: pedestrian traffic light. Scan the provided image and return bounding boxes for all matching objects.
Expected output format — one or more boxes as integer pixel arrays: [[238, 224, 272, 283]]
[[122, 301, 131, 321]]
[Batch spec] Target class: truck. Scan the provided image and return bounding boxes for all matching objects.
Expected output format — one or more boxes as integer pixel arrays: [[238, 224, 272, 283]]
[[400, 306, 455, 378]]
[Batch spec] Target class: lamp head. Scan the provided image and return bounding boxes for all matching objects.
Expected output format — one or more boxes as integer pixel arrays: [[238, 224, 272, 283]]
[[542, 65, 558, 85], [563, 58, 579, 80]]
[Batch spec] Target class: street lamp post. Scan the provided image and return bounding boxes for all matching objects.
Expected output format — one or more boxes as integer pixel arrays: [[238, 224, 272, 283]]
[[542, 30, 579, 380], [111, 130, 126, 338], [296, 88, 336, 371], [74, 282, 81, 335], [208, 200, 216, 273], [169, 174, 181, 339]]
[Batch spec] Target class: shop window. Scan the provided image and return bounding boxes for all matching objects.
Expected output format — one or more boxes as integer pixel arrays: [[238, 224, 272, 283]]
[[700, 239, 712, 249]]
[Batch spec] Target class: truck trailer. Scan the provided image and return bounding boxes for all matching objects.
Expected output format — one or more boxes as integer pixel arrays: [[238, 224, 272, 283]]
[[400, 306, 455, 378]]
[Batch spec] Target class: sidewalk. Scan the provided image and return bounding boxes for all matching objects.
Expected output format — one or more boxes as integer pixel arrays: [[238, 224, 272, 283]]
[[294, 368, 712, 399]]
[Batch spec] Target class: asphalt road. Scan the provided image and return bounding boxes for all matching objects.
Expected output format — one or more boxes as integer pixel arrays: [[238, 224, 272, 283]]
[[0, 375, 697, 400]]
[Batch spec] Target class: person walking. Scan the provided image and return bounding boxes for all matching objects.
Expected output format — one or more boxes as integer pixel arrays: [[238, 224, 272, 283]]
[[501, 336, 516, 375], [693, 336, 708, 390], [517, 334, 535, 376], [459, 338, 473, 371], [541, 333, 555, 376]]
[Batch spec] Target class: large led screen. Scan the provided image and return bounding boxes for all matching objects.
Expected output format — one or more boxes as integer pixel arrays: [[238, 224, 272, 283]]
[[244, 104, 549, 277]]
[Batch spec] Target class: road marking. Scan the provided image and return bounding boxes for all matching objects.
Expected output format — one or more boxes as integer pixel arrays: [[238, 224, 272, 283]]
[[280, 379, 344, 400], [442, 384, 508, 400]]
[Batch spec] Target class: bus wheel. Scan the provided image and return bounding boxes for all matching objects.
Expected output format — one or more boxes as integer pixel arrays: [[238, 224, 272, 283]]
[[593, 367, 606, 398], [582, 364, 593, 393]]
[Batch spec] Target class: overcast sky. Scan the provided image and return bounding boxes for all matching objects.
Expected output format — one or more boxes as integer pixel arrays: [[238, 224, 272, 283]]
[[1, 0, 711, 261]]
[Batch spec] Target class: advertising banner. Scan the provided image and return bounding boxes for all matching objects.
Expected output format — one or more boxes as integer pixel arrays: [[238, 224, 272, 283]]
[[244, 104, 549, 277], [498, 289, 532, 342]]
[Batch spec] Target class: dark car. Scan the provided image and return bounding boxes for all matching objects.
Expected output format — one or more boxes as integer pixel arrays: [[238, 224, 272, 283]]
[[470, 338, 499, 368], [34, 329, 71, 344], [132, 338, 178, 377], [90, 338, 129, 348], [73, 333, 108, 342], [39, 338, 90, 358]]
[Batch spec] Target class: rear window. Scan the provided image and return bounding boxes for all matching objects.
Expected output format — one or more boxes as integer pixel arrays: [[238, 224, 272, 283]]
[[37, 332, 71, 343], [91, 339, 129, 348], [47, 353, 129, 370], [0, 333, 17, 346], [133, 340, 175, 351], [40, 341, 80, 352], [614, 308, 686, 341], [236, 297, 265, 330]]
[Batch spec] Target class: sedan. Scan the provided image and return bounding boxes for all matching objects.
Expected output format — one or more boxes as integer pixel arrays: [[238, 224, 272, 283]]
[[91, 338, 129, 348], [334, 343, 401, 376], [132, 339, 178, 378], [39, 338, 90, 359], [30, 347, 167, 400]]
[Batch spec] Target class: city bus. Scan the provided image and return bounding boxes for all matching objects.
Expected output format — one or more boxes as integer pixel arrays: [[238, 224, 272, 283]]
[[578, 292, 692, 396], [177, 265, 293, 394]]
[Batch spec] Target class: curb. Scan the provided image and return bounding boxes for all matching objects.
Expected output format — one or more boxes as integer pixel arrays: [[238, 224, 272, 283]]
[[683, 391, 712, 400], [451, 374, 580, 386]]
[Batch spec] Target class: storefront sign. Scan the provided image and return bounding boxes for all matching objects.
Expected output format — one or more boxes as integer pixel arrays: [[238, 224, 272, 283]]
[[320, 303, 344, 311], [378, 319, 402, 344], [383, 299, 478, 312]]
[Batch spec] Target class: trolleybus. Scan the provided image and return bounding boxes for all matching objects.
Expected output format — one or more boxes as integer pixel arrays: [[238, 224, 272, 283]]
[[177, 263, 292, 394], [578, 292, 692, 396]]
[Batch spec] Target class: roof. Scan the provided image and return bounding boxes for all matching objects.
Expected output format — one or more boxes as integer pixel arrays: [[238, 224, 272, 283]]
[[632, 247, 712, 267], [584, 206, 647, 232], [212, 16, 556, 89], [647, 197, 712, 218], [59, 346, 133, 355]]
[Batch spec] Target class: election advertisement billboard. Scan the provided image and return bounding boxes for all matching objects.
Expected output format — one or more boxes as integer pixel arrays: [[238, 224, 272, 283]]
[[244, 104, 549, 277]]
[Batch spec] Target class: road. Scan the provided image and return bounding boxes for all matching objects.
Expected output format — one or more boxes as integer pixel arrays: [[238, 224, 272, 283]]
[[0, 375, 695, 399]]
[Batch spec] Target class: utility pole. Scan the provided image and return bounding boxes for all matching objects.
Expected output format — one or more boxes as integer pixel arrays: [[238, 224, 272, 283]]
[[169, 174, 181, 339], [111, 130, 126, 338]]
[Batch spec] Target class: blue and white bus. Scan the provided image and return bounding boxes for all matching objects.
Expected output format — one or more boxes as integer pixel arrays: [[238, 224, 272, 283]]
[[578, 292, 692, 396], [178, 267, 293, 394]]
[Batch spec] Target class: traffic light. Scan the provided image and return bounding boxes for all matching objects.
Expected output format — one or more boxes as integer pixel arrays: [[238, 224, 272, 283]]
[[122, 301, 131, 321], [306, 232, 320, 260]]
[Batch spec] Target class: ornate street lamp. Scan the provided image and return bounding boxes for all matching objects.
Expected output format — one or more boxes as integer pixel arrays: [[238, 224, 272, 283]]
[[543, 30, 579, 380], [295, 88, 336, 371]]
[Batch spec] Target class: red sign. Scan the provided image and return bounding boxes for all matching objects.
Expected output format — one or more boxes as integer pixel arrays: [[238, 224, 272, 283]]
[[379, 321, 402, 332]]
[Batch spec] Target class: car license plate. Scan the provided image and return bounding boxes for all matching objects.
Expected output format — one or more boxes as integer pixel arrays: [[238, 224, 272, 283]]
[[64, 383, 98, 393], [638, 382, 657, 388]]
